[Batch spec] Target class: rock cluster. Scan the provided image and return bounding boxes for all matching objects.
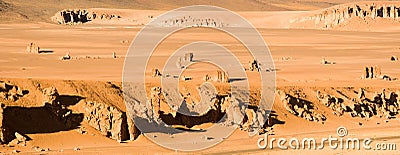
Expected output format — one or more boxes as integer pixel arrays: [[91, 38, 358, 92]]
[[84, 101, 131, 141], [361, 66, 396, 81], [362, 65, 381, 79], [8, 132, 28, 146], [176, 52, 194, 69], [316, 91, 346, 116], [51, 9, 121, 25], [352, 89, 399, 118], [203, 70, 228, 83], [26, 42, 40, 53], [162, 16, 224, 27], [216, 70, 228, 83], [317, 88, 400, 119], [291, 2, 400, 29], [0, 81, 26, 101], [278, 90, 326, 122]]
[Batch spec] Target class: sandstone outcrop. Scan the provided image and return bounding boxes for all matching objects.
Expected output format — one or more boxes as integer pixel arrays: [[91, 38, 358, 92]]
[[278, 90, 326, 123], [152, 68, 162, 77], [216, 70, 228, 83], [0, 103, 12, 144], [84, 101, 131, 141], [291, 2, 400, 29], [0, 81, 26, 101], [176, 52, 194, 69], [362, 65, 381, 79], [51, 9, 121, 25], [26, 42, 40, 53], [316, 91, 346, 116], [248, 59, 260, 72], [162, 16, 224, 27]]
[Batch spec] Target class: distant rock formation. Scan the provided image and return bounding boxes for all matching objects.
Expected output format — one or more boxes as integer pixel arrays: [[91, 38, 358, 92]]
[[291, 2, 400, 29], [26, 42, 40, 53], [51, 9, 121, 25], [161, 16, 224, 27]]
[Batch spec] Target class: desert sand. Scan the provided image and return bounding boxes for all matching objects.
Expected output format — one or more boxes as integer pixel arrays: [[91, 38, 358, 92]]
[[1, 0, 400, 154]]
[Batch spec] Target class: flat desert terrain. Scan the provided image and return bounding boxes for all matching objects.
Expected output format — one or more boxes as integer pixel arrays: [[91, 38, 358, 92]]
[[1, 0, 400, 154]]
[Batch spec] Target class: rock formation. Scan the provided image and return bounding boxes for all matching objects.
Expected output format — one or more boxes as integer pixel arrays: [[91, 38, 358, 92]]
[[316, 91, 346, 116], [60, 52, 71, 60], [321, 58, 335, 65], [291, 2, 400, 29], [391, 56, 398, 61], [184, 52, 194, 62], [42, 87, 78, 128], [176, 52, 194, 69], [42, 87, 59, 106], [162, 16, 224, 27], [51, 9, 121, 25], [84, 101, 130, 141], [362, 65, 381, 79], [152, 68, 162, 77], [216, 70, 228, 83], [149, 87, 162, 120], [0, 103, 12, 144], [26, 42, 40, 53], [278, 90, 326, 122], [249, 59, 260, 72], [0, 81, 26, 101]]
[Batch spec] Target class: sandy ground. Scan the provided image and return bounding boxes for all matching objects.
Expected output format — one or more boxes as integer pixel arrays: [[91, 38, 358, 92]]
[[1, 5, 400, 155]]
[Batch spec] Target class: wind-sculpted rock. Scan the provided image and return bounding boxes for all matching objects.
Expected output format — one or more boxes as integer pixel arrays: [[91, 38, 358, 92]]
[[362, 65, 381, 79], [0, 82, 26, 101], [176, 52, 194, 69], [248, 59, 260, 72], [161, 16, 224, 27], [84, 101, 129, 141], [316, 91, 346, 116], [152, 68, 162, 77], [278, 90, 326, 122], [216, 70, 228, 83], [26, 42, 40, 53], [51, 9, 121, 25], [291, 2, 400, 29]]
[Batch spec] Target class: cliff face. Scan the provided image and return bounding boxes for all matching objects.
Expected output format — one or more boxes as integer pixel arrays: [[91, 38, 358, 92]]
[[290, 2, 400, 30]]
